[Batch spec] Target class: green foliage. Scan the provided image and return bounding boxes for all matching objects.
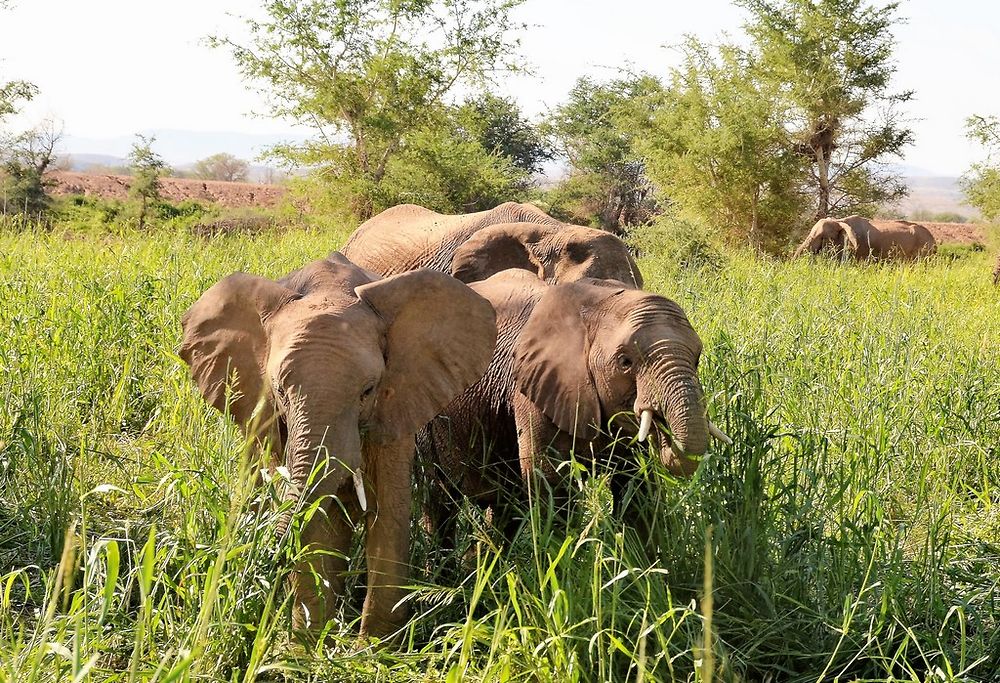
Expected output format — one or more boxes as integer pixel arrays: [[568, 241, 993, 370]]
[[0, 161, 48, 216], [214, 0, 526, 219], [53, 194, 127, 230], [962, 115, 1000, 221], [738, 0, 913, 217], [629, 213, 727, 273], [907, 209, 969, 224], [383, 117, 529, 212], [292, 100, 538, 217], [0, 78, 36, 122], [190, 152, 249, 182], [639, 41, 808, 252], [544, 75, 661, 233], [0, 219, 998, 680], [0, 120, 62, 218], [127, 135, 167, 230], [457, 93, 552, 177], [630, 0, 912, 250], [48, 194, 252, 236], [539, 171, 609, 227], [963, 167, 1000, 221]]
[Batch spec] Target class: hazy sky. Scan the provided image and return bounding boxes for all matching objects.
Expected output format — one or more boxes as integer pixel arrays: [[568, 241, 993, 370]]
[[1, 0, 997, 174]]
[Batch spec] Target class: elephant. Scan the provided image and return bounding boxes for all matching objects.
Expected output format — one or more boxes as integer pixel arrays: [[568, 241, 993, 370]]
[[341, 202, 644, 287], [793, 215, 937, 261], [417, 269, 730, 548], [179, 252, 497, 638], [992, 252, 1000, 285]]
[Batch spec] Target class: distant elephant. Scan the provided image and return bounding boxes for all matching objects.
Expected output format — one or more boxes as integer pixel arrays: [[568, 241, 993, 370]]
[[418, 269, 729, 544], [793, 215, 936, 261], [993, 253, 1000, 285], [342, 202, 644, 287], [179, 253, 497, 637]]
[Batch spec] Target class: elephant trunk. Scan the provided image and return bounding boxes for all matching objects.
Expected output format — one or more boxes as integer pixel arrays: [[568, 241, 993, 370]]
[[636, 360, 708, 476], [278, 399, 365, 632], [793, 235, 821, 258], [276, 400, 362, 535]]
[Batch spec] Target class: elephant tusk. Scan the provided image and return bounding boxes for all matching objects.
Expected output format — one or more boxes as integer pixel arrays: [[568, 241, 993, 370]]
[[709, 420, 733, 446], [353, 469, 367, 512], [637, 409, 654, 442]]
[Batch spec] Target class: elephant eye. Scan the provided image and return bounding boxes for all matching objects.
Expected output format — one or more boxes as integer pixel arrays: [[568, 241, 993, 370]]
[[361, 384, 375, 400], [616, 354, 634, 372]]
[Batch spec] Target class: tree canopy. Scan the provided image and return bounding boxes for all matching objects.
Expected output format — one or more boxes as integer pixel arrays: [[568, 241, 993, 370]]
[[639, 41, 807, 249], [962, 115, 1000, 221], [128, 135, 167, 229], [192, 153, 250, 183], [739, 0, 912, 219], [544, 75, 660, 233], [214, 0, 527, 218]]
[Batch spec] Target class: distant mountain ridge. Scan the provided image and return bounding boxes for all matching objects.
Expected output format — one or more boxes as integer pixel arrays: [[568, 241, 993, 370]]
[[895, 175, 978, 220], [61, 129, 310, 165]]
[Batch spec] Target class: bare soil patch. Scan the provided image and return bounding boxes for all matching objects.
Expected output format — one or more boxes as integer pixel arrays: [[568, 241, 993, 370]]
[[917, 222, 986, 246], [47, 171, 286, 208]]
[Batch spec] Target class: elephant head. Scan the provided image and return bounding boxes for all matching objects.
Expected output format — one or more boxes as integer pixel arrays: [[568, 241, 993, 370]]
[[450, 222, 643, 288], [179, 252, 497, 636], [793, 218, 864, 260], [512, 279, 724, 476]]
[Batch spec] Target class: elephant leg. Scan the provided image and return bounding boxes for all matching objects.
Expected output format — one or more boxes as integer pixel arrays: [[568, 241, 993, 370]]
[[361, 439, 414, 638], [513, 394, 566, 485], [512, 396, 576, 540], [290, 490, 355, 632], [417, 419, 463, 577]]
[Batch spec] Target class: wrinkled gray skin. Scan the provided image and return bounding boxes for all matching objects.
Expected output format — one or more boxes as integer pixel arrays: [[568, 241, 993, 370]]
[[419, 269, 711, 545], [793, 215, 937, 261], [179, 253, 496, 638], [342, 202, 644, 287]]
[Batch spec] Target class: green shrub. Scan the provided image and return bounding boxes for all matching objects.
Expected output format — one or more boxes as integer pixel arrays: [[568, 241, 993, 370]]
[[630, 214, 727, 273]]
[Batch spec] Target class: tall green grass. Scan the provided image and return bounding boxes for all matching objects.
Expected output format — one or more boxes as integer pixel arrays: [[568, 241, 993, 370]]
[[0, 222, 997, 681]]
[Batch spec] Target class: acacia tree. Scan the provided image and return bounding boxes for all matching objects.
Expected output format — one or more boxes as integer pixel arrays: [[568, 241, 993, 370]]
[[740, 0, 913, 219], [128, 135, 167, 230], [639, 41, 808, 249], [1, 118, 62, 215], [962, 115, 1000, 221], [213, 0, 525, 218], [459, 93, 551, 177], [192, 153, 250, 182], [545, 75, 661, 233], [389, 94, 549, 211], [0, 79, 35, 126]]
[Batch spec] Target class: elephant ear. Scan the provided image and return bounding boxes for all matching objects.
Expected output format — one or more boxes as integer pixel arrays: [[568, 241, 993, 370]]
[[838, 221, 862, 255], [356, 270, 498, 442], [451, 223, 644, 289], [513, 280, 626, 440], [550, 229, 644, 287], [450, 223, 547, 283], [179, 273, 299, 432]]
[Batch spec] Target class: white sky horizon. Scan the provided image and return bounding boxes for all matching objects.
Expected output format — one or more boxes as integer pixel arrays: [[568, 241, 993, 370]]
[[1, 0, 997, 175]]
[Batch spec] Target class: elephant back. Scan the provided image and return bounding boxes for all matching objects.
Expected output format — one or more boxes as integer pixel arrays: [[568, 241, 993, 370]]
[[342, 202, 561, 277]]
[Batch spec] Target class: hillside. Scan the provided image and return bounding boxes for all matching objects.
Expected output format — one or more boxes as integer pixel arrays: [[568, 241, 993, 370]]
[[896, 176, 979, 219], [47, 171, 286, 208]]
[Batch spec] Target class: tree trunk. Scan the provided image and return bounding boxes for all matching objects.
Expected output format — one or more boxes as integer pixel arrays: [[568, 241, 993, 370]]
[[816, 145, 831, 220]]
